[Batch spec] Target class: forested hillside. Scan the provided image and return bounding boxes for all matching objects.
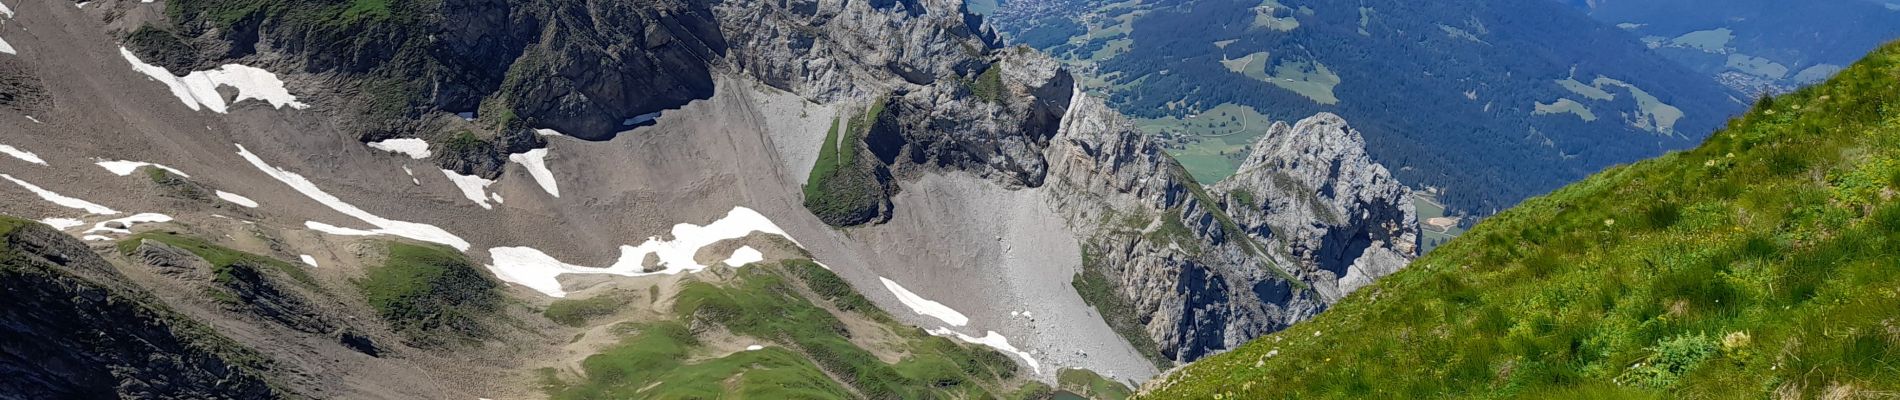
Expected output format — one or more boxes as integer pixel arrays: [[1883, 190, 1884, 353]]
[[1567, 0, 1900, 97], [1136, 41, 1900, 399], [992, 0, 1744, 216]]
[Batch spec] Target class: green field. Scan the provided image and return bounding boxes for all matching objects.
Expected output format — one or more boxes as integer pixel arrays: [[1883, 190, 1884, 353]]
[[1410, 192, 1465, 254], [1533, 98, 1598, 121], [1136, 103, 1277, 184], [1668, 27, 1733, 52], [1221, 51, 1341, 105]]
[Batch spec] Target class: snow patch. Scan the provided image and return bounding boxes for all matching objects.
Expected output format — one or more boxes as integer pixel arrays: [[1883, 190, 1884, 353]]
[[485, 207, 795, 297], [299, 254, 318, 267], [927, 328, 1041, 373], [880, 277, 970, 326], [23, 116, 39, 124], [3, 174, 118, 214], [82, 235, 111, 241], [214, 191, 260, 208], [622, 112, 661, 126], [723, 246, 763, 267], [83, 213, 172, 234], [745, 345, 765, 351], [534, 129, 564, 137], [508, 148, 559, 197], [402, 165, 420, 185], [0, 1, 11, 18], [120, 47, 309, 113], [39, 217, 85, 230], [0, 38, 15, 56], [235, 144, 470, 250], [367, 138, 432, 159], [0, 144, 46, 165], [96, 160, 188, 177], [441, 169, 498, 209]]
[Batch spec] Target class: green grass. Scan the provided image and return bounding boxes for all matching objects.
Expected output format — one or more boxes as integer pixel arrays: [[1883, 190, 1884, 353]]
[[783, 259, 888, 320], [357, 241, 500, 345], [1138, 41, 1900, 399], [803, 100, 889, 226], [544, 321, 853, 400], [543, 293, 630, 327], [441, 130, 485, 154], [552, 260, 1026, 399], [1218, 52, 1340, 105], [118, 231, 315, 288], [972, 66, 1007, 104], [1136, 103, 1276, 184], [1057, 368, 1134, 400]]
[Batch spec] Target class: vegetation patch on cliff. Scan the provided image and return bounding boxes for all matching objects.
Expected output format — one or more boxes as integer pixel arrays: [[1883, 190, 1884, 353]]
[[118, 231, 315, 288], [357, 241, 501, 346], [1073, 248, 1171, 371], [803, 100, 891, 227]]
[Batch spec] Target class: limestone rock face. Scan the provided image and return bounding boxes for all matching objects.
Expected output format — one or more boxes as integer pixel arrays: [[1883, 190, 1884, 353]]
[[1043, 96, 1416, 362], [1216, 113, 1419, 299]]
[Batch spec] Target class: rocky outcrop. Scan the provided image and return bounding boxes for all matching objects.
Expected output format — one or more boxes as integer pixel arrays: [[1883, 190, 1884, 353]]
[[1215, 114, 1418, 298], [1043, 95, 1416, 362], [0, 220, 285, 399]]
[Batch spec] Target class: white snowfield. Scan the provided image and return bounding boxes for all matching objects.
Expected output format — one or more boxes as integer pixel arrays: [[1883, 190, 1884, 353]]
[[367, 138, 432, 159], [486, 207, 795, 297], [0, 1, 13, 18], [38, 217, 85, 230], [120, 47, 309, 113], [83, 213, 172, 234], [0, 38, 15, 56], [441, 169, 499, 209], [879, 277, 971, 326], [236, 144, 471, 251], [0, 144, 46, 165], [927, 328, 1042, 374], [508, 148, 559, 197], [299, 254, 319, 267], [215, 190, 260, 208], [722, 246, 763, 267], [402, 165, 420, 185], [534, 129, 564, 137], [3, 174, 118, 214], [745, 345, 766, 351], [96, 160, 189, 177]]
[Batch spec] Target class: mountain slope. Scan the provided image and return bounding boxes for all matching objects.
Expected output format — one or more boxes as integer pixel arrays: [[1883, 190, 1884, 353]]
[[1567, 0, 1900, 96], [1136, 41, 1900, 398], [992, 0, 1745, 216], [0, 0, 1419, 394]]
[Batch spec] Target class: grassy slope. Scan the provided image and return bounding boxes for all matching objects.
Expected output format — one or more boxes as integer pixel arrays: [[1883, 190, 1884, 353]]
[[1139, 42, 1900, 399], [543, 260, 1039, 399], [358, 241, 501, 345], [118, 231, 316, 288]]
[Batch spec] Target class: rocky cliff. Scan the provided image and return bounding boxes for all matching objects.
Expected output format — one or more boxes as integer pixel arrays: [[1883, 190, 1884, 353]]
[[0, 219, 285, 400], [1216, 114, 1418, 298], [1045, 95, 1416, 362]]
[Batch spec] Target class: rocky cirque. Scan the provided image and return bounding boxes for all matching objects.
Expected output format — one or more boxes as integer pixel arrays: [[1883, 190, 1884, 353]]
[[0, 0, 1416, 395]]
